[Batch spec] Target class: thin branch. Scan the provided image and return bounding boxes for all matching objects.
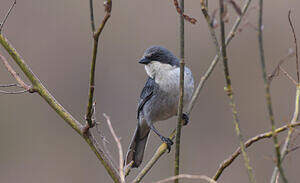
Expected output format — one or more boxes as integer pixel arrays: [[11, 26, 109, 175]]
[[288, 10, 299, 83], [270, 85, 300, 183], [257, 1, 288, 182], [279, 67, 297, 85], [219, 0, 256, 182], [0, 34, 121, 183], [0, 89, 27, 94], [0, 52, 32, 91], [187, 0, 253, 114], [85, 0, 112, 130], [153, 174, 217, 183], [0, 83, 18, 87], [174, 0, 185, 182], [133, 1, 253, 182], [89, 0, 96, 33], [173, 0, 197, 24], [213, 121, 300, 180], [268, 49, 295, 83], [103, 114, 125, 183], [0, 0, 16, 33]]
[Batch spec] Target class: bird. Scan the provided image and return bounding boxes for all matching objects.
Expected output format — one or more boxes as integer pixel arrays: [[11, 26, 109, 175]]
[[126, 46, 194, 168]]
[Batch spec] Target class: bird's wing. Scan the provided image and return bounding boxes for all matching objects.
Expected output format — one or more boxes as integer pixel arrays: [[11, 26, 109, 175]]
[[137, 77, 158, 119]]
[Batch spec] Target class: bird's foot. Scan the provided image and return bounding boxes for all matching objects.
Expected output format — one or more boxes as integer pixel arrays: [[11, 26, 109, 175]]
[[161, 136, 174, 153], [182, 113, 189, 126]]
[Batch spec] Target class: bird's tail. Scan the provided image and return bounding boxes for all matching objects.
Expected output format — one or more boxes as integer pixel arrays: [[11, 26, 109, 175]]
[[126, 124, 150, 168]]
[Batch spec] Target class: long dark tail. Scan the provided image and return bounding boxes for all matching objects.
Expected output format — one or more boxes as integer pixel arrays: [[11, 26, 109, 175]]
[[126, 124, 150, 168]]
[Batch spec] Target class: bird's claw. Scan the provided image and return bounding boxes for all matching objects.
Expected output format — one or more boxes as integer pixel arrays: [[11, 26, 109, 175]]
[[182, 113, 189, 126], [161, 136, 173, 153]]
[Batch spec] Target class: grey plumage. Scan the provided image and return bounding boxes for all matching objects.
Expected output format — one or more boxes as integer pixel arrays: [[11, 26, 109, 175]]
[[126, 46, 194, 168]]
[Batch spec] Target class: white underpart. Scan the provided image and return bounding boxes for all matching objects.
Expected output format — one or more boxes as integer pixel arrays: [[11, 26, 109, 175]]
[[144, 61, 194, 106]]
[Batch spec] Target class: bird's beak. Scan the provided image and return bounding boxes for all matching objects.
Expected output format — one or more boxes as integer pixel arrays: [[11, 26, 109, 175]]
[[139, 57, 150, 65]]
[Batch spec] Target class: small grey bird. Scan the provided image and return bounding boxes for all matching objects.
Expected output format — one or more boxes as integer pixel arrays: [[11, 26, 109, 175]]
[[126, 46, 194, 168]]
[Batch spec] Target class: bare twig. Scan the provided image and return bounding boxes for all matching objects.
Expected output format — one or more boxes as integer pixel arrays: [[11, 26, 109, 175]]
[[257, 1, 288, 182], [0, 0, 16, 33], [268, 49, 295, 83], [85, 0, 112, 130], [0, 83, 18, 87], [0, 52, 32, 91], [219, 0, 256, 182], [173, 0, 197, 24], [0, 89, 27, 94], [288, 10, 299, 83], [153, 174, 217, 183], [279, 67, 297, 85], [270, 85, 300, 183], [89, 0, 96, 33], [213, 121, 300, 180], [103, 114, 125, 183]]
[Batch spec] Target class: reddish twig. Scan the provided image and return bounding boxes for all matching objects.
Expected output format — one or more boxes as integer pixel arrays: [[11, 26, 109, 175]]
[[173, 0, 197, 24]]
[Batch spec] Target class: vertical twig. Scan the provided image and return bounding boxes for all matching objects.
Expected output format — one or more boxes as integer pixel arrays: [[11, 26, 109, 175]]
[[257, 1, 288, 183], [219, 0, 256, 182], [174, 0, 185, 182], [0, 0, 16, 33], [85, 0, 112, 131], [103, 114, 125, 183], [288, 10, 299, 83], [89, 0, 96, 33], [270, 10, 299, 183]]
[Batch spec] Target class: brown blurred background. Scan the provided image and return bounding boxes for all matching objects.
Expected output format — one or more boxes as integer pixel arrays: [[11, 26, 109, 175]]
[[0, 0, 300, 182]]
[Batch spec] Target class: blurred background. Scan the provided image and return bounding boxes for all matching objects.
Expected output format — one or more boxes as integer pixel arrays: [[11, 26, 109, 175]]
[[0, 0, 300, 182]]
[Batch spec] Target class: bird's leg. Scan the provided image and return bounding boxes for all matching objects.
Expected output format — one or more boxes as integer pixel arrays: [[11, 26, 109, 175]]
[[182, 113, 190, 126], [147, 122, 173, 152]]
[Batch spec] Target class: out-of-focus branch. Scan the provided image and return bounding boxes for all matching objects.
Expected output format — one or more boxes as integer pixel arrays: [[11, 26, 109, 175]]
[[270, 10, 299, 183], [89, 0, 96, 33], [0, 34, 121, 183], [103, 114, 125, 183], [213, 121, 300, 181], [257, 1, 287, 182], [153, 174, 217, 183], [133, 1, 253, 182], [85, 0, 112, 130], [219, 0, 255, 182], [0, 0, 16, 33], [173, 0, 197, 24]]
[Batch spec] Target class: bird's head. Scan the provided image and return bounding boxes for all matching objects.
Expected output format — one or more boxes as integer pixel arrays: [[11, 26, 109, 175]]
[[139, 46, 179, 67]]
